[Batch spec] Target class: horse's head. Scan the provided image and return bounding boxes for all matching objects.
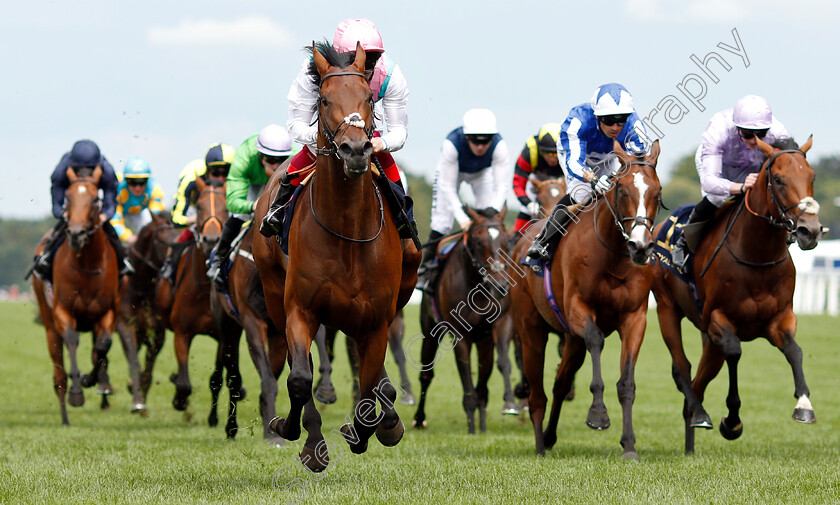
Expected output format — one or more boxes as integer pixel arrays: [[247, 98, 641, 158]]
[[64, 166, 103, 250], [609, 140, 662, 265], [313, 41, 375, 178], [754, 136, 821, 250], [529, 175, 566, 215], [463, 205, 510, 297], [194, 176, 228, 256]]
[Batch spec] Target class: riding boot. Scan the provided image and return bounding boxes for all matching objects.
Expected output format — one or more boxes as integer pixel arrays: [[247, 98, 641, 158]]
[[671, 197, 718, 269], [259, 173, 294, 238], [103, 221, 134, 276], [207, 217, 243, 283], [415, 231, 444, 293], [32, 221, 66, 279], [526, 193, 576, 261], [161, 241, 190, 285]]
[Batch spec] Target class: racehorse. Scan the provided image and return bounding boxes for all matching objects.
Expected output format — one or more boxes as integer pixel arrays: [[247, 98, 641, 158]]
[[116, 211, 180, 412], [211, 223, 287, 444], [313, 310, 415, 407], [511, 141, 662, 459], [157, 176, 245, 435], [651, 136, 822, 454], [32, 166, 128, 423], [252, 42, 420, 472], [412, 206, 512, 433]]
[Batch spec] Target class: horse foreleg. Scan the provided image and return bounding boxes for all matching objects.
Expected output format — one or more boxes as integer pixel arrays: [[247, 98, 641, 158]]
[[476, 338, 494, 433], [346, 335, 361, 406], [55, 307, 84, 408], [687, 333, 725, 454], [46, 326, 70, 424], [388, 311, 415, 405], [412, 308, 440, 429], [768, 312, 815, 424], [272, 307, 318, 444], [116, 321, 145, 413], [340, 325, 390, 453], [717, 327, 743, 442], [373, 367, 405, 447], [581, 320, 609, 431], [243, 317, 282, 444], [452, 338, 479, 434], [493, 315, 518, 415], [543, 335, 586, 451], [140, 323, 166, 398], [616, 311, 646, 461], [170, 330, 195, 411], [312, 326, 337, 405]]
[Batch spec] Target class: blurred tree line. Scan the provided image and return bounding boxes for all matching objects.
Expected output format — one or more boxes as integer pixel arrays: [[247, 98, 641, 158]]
[[2, 149, 837, 289]]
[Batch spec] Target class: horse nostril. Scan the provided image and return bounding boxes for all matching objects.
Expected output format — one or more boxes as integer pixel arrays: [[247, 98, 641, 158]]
[[338, 143, 353, 159], [363, 141, 373, 157]]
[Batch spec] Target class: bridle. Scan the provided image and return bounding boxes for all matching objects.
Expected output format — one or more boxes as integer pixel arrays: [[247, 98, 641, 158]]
[[196, 186, 226, 241], [313, 71, 375, 157], [462, 222, 508, 291], [593, 160, 658, 255], [65, 178, 103, 243], [743, 149, 810, 232]]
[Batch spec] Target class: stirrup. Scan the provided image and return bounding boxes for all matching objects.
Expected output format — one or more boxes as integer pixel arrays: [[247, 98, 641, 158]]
[[526, 241, 549, 261], [259, 207, 284, 238], [120, 258, 135, 276]]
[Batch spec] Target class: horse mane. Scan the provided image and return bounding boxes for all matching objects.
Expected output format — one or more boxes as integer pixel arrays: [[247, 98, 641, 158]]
[[771, 137, 800, 150], [305, 40, 357, 88], [474, 207, 500, 219]]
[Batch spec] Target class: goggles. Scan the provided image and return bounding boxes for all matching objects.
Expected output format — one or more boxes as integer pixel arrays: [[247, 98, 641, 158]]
[[126, 178, 148, 187], [466, 135, 492, 146], [598, 114, 630, 127], [738, 128, 769, 140]]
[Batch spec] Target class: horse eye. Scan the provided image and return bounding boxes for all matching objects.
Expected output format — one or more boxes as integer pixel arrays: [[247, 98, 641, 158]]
[[774, 175, 783, 185]]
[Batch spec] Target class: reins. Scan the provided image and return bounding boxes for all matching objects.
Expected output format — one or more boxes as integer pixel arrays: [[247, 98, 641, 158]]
[[308, 173, 385, 243], [592, 160, 656, 256], [313, 71, 375, 157]]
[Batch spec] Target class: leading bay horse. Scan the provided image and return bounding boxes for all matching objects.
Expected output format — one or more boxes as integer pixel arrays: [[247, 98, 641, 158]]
[[511, 141, 662, 459], [253, 42, 420, 472], [651, 136, 822, 454], [32, 166, 130, 424]]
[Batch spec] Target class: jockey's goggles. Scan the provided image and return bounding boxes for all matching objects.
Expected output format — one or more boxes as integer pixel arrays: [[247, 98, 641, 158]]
[[261, 154, 287, 165], [738, 127, 769, 140], [466, 134, 492, 145], [126, 178, 148, 187], [207, 164, 230, 177], [598, 114, 630, 127], [364, 52, 381, 73]]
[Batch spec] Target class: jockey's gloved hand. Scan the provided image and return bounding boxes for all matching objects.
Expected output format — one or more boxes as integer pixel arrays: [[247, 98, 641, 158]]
[[457, 216, 472, 231], [526, 201, 541, 217], [593, 175, 612, 194]]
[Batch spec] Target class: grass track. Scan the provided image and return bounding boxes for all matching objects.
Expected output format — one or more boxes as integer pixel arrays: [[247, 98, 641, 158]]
[[0, 301, 838, 504]]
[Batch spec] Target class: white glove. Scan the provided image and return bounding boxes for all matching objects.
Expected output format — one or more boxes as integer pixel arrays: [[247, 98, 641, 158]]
[[526, 201, 541, 217], [457, 217, 472, 231], [593, 174, 612, 194]]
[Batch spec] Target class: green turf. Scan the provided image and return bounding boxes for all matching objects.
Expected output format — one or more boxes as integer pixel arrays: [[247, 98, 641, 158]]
[[1, 300, 838, 504]]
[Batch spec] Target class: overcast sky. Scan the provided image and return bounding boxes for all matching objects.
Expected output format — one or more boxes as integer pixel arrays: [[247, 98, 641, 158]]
[[2, 0, 838, 219]]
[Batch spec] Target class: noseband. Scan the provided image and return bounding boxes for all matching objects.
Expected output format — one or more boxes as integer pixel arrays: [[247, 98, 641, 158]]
[[463, 222, 508, 288], [314, 71, 375, 157], [594, 161, 657, 253], [65, 178, 103, 242], [744, 149, 811, 232], [196, 186, 225, 240]]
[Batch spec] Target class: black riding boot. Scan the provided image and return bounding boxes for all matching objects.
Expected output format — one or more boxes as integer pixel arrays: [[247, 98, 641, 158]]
[[671, 197, 718, 269], [526, 193, 576, 261], [161, 241, 191, 285], [207, 217, 244, 283], [259, 173, 294, 238], [415, 231, 444, 293], [102, 221, 133, 276], [31, 221, 66, 279]]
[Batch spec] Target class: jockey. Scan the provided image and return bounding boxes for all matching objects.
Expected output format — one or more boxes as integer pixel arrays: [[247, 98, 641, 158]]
[[33, 139, 133, 277], [206, 124, 296, 283], [671, 95, 790, 268], [260, 18, 410, 237], [415, 108, 511, 292], [110, 156, 165, 245], [527, 83, 648, 261], [161, 142, 234, 282], [512, 122, 564, 235]]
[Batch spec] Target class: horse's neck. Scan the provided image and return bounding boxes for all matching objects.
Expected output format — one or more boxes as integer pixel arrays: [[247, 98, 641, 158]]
[[70, 230, 111, 270], [313, 157, 379, 234], [729, 188, 789, 261], [592, 200, 626, 249]]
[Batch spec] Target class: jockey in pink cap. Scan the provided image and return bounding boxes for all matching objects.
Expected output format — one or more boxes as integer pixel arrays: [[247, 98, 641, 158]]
[[260, 18, 410, 237]]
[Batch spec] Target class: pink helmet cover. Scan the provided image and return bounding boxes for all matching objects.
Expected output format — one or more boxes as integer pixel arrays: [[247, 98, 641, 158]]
[[333, 18, 384, 53]]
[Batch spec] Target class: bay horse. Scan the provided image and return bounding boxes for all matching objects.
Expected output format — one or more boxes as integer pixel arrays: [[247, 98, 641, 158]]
[[651, 136, 822, 454], [412, 206, 512, 433], [32, 166, 128, 424], [252, 42, 420, 472], [157, 176, 245, 436], [510, 141, 662, 459], [116, 211, 180, 413], [211, 223, 288, 445]]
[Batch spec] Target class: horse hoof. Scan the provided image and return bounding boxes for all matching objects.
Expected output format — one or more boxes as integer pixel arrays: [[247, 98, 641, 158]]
[[208, 413, 219, 427], [131, 404, 147, 416], [410, 419, 428, 429], [719, 417, 743, 440], [300, 445, 328, 473], [542, 431, 557, 450], [226, 423, 238, 439], [501, 402, 520, 416], [375, 420, 405, 447], [792, 408, 816, 424], [313, 384, 337, 405], [400, 393, 416, 406], [340, 423, 369, 454], [96, 386, 113, 396], [80, 374, 97, 388], [690, 411, 713, 429], [586, 411, 610, 431], [68, 391, 85, 407], [169, 373, 178, 384], [266, 433, 285, 448], [622, 451, 640, 462], [234, 386, 247, 402], [269, 417, 300, 441]]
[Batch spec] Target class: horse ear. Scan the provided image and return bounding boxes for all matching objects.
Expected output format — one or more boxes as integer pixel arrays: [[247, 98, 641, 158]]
[[755, 137, 775, 158], [613, 140, 631, 165], [352, 41, 366, 73], [313, 41, 329, 77], [91, 166, 102, 184], [464, 205, 480, 223], [800, 134, 813, 154], [66, 167, 77, 183], [647, 139, 661, 167], [196, 176, 206, 191], [497, 203, 507, 221]]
